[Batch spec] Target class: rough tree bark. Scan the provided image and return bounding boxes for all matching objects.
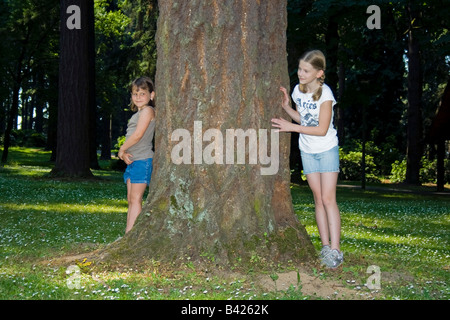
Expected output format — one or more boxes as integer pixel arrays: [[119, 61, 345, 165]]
[[50, 0, 94, 178], [102, 0, 315, 268]]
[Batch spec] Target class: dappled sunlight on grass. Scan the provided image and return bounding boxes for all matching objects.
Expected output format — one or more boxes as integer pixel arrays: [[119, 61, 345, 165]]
[[1, 147, 53, 168], [0, 149, 128, 263], [0, 148, 449, 300], [0, 208, 126, 257], [1, 202, 126, 215], [292, 183, 450, 270], [0, 165, 51, 176], [293, 182, 449, 300]]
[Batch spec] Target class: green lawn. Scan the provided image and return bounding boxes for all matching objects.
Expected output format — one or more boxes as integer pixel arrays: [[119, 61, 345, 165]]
[[0, 147, 448, 300]]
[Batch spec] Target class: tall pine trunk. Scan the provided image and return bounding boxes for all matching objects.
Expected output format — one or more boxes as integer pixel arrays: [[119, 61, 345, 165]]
[[101, 0, 315, 268], [50, 0, 94, 177]]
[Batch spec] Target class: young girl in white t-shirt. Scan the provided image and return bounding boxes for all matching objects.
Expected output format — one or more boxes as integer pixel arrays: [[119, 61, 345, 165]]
[[271, 50, 343, 268]]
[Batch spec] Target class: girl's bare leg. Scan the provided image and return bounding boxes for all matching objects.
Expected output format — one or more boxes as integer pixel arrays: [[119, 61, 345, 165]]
[[306, 172, 340, 251], [125, 180, 147, 233], [320, 172, 340, 251], [306, 173, 330, 247]]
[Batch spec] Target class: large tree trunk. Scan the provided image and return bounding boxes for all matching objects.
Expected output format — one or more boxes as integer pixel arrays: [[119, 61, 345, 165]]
[[102, 0, 315, 268], [50, 0, 94, 178]]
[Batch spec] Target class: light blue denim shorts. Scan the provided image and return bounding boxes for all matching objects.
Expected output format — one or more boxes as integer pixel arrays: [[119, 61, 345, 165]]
[[123, 158, 153, 185], [300, 146, 340, 175]]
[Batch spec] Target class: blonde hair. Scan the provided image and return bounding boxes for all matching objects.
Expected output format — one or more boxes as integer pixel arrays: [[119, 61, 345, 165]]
[[299, 50, 326, 101], [129, 76, 155, 112]]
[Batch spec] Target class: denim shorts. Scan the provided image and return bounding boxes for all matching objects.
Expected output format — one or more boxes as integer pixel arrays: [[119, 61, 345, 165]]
[[123, 158, 153, 185], [300, 146, 339, 175]]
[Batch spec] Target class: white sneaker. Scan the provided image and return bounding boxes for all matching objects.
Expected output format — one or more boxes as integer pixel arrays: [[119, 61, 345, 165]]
[[320, 245, 331, 259], [321, 249, 344, 268]]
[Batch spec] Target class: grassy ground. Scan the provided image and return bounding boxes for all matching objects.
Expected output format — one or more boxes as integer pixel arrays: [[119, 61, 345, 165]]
[[0, 147, 448, 300]]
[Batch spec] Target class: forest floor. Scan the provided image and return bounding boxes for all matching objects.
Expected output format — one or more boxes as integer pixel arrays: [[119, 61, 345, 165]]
[[0, 147, 448, 302]]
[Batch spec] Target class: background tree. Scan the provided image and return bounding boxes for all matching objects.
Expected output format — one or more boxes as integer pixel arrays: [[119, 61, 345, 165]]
[[93, 0, 158, 161], [0, 0, 59, 164], [50, 0, 95, 177], [100, 0, 316, 267], [405, 1, 423, 185], [286, 0, 407, 176], [94, 0, 133, 160], [1, 0, 448, 185], [121, 0, 158, 79], [285, 0, 449, 186]]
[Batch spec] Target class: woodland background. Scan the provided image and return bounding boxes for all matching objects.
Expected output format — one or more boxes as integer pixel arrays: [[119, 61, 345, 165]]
[[1, 0, 449, 187]]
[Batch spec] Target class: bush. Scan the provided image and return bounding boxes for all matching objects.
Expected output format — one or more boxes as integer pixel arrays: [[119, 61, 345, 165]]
[[340, 138, 402, 177], [390, 157, 450, 184], [9, 130, 46, 147], [28, 132, 46, 147], [339, 148, 380, 182], [389, 159, 406, 183], [114, 135, 126, 149], [112, 135, 127, 172]]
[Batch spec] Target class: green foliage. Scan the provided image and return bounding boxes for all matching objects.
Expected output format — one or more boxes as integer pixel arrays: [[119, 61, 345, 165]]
[[114, 135, 126, 150], [390, 159, 406, 183], [339, 148, 379, 182], [120, 0, 158, 79], [1, 0, 160, 164], [95, 0, 131, 38], [8, 130, 46, 148], [390, 157, 450, 184], [2, 0, 449, 179], [337, 136, 408, 182], [338, 139, 450, 185]]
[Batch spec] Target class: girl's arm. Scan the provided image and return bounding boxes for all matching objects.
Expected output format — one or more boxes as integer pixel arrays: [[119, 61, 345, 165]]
[[119, 107, 155, 163], [280, 86, 301, 124], [272, 100, 333, 136]]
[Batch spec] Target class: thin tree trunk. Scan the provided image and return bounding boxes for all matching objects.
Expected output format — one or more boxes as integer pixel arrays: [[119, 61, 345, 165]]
[[1, 82, 21, 164], [100, 113, 112, 160], [47, 73, 58, 160], [337, 61, 345, 145], [87, 0, 99, 170], [406, 2, 423, 185], [34, 72, 45, 134], [1, 25, 28, 164]]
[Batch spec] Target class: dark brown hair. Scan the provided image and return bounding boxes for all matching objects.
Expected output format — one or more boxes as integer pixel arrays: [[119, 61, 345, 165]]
[[130, 76, 155, 112]]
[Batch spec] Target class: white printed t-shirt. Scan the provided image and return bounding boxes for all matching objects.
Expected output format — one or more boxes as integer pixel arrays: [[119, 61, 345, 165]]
[[291, 83, 338, 154]]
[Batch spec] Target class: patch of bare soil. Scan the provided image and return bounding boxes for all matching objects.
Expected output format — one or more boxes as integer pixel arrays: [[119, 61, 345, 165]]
[[46, 253, 95, 266], [257, 268, 376, 300], [43, 247, 379, 300], [39, 243, 103, 267]]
